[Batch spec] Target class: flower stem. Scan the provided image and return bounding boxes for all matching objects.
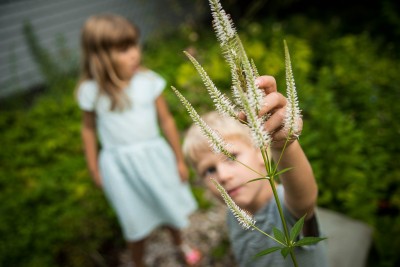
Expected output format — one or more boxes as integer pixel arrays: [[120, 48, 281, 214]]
[[290, 251, 299, 267], [268, 178, 290, 239], [261, 148, 299, 267], [253, 225, 286, 246], [272, 131, 292, 174]]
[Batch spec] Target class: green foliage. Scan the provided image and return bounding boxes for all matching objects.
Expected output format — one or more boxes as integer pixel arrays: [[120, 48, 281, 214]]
[[2, 12, 399, 267], [145, 18, 400, 266], [23, 21, 61, 86], [0, 79, 123, 267], [311, 32, 400, 266], [254, 216, 325, 260], [22, 21, 79, 91]]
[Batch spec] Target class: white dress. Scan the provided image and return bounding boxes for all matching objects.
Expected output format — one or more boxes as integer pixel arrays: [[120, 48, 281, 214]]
[[77, 70, 197, 241]]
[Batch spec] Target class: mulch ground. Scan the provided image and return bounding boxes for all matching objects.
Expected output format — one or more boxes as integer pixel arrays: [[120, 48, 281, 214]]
[[118, 200, 239, 267]]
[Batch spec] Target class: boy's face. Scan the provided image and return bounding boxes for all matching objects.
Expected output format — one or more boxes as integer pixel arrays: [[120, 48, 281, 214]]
[[196, 138, 270, 213]]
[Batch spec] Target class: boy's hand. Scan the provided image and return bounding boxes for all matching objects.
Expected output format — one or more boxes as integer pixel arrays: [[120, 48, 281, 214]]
[[238, 75, 302, 148]]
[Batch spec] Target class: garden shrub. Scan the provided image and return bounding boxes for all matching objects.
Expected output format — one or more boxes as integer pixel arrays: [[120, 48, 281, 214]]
[[149, 21, 400, 266], [1, 16, 399, 267], [313, 32, 400, 267], [0, 79, 124, 267]]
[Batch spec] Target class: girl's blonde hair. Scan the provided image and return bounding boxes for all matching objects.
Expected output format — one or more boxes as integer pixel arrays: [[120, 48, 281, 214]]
[[78, 14, 140, 111], [183, 111, 253, 169]]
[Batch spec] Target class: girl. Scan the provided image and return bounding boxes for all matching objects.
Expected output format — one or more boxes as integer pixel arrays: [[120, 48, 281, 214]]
[[76, 14, 201, 267]]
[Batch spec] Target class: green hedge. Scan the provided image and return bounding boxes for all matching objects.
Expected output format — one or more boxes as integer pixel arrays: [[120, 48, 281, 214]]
[[148, 20, 400, 266], [0, 17, 399, 266], [0, 79, 124, 266]]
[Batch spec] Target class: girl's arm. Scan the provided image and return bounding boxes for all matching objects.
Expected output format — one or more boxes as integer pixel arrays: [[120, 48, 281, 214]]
[[155, 95, 189, 182], [81, 111, 102, 187]]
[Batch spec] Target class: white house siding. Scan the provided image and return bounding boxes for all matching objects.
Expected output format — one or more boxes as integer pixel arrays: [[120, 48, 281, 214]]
[[0, 0, 203, 97]]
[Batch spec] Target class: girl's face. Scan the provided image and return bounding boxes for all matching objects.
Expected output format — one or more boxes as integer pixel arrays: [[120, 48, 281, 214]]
[[110, 45, 141, 81], [196, 138, 272, 213]]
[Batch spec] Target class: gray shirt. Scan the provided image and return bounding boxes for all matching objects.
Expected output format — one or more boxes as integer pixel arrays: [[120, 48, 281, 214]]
[[227, 185, 329, 267]]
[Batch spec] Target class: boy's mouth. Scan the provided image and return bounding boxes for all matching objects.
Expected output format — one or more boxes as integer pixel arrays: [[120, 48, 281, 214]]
[[227, 186, 241, 197]]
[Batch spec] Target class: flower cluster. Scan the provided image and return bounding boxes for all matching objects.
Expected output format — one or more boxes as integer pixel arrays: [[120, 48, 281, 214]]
[[211, 178, 256, 230], [171, 86, 233, 159], [171, 0, 308, 265], [172, 0, 301, 239], [283, 41, 302, 134]]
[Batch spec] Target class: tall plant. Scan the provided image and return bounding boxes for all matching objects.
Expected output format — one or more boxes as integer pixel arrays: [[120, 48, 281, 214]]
[[23, 21, 61, 86], [172, 0, 324, 265]]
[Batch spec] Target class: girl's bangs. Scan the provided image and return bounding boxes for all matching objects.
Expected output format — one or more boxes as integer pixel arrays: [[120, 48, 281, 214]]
[[106, 24, 139, 50]]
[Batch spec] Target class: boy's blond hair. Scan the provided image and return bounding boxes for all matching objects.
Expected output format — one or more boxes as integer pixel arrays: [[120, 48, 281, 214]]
[[183, 111, 253, 169]]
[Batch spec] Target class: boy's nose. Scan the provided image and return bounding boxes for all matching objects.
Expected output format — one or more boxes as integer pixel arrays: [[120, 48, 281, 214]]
[[216, 162, 233, 183]]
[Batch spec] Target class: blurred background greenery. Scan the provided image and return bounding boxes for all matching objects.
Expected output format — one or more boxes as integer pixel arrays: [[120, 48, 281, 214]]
[[0, 0, 399, 266]]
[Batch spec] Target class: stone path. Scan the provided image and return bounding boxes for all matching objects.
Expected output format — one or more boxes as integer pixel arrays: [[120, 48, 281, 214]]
[[118, 200, 239, 267]]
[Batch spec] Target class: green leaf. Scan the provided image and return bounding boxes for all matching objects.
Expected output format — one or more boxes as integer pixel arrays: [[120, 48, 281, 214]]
[[274, 167, 293, 176], [273, 227, 286, 244], [281, 247, 292, 258], [253, 246, 281, 259], [294, 237, 327, 247], [290, 214, 306, 242], [245, 177, 269, 184]]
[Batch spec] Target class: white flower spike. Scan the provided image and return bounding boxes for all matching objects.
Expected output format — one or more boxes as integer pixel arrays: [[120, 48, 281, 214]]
[[211, 178, 256, 230], [283, 40, 302, 135]]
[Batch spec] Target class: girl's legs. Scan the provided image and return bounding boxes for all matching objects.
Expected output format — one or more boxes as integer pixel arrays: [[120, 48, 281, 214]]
[[165, 225, 183, 246], [165, 226, 201, 266], [128, 238, 146, 267]]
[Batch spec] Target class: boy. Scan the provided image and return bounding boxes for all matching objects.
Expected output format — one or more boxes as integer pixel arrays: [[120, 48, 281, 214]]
[[183, 76, 328, 266]]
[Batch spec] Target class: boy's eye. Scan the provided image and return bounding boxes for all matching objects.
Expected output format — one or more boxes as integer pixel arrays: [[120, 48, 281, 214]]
[[225, 153, 237, 162], [202, 166, 216, 178]]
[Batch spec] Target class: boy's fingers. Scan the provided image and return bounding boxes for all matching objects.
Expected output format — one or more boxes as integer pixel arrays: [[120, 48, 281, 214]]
[[270, 123, 302, 147], [255, 75, 277, 95], [263, 108, 286, 133], [258, 92, 287, 116], [237, 92, 286, 122], [237, 111, 246, 122], [236, 75, 279, 122]]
